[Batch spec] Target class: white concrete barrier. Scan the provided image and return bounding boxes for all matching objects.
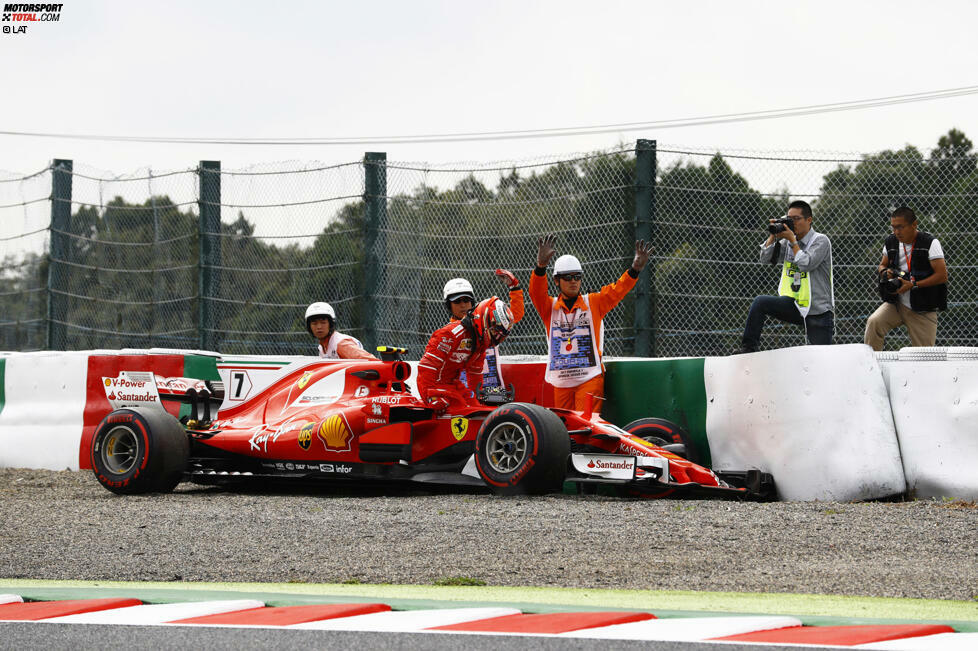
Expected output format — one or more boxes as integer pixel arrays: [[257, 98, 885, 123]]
[[0, 351, 89, 470], [704, 344, 906, 501], [881, 359, 978, 499]]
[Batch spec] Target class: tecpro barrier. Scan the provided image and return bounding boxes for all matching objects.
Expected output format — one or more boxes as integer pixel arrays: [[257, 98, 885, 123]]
[[881, 359, 978, 499], [1, 346, 976, 501], [701, 345, 905, 501], [605, 346, 907, 501]]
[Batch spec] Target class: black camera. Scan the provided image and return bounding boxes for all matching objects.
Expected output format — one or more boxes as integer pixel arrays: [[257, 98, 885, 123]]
[[878, 268, 911, 299], [768, 216, 794, 234]]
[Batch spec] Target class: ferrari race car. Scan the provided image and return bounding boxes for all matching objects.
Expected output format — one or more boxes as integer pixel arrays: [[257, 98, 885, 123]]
[[90, 353, 775, 499]]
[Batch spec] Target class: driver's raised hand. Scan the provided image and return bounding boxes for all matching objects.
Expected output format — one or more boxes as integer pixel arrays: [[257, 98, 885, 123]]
[[494, 268, 519, 290]]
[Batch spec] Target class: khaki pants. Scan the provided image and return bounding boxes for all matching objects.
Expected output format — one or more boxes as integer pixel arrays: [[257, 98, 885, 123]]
[[864, 302, 938, 351]]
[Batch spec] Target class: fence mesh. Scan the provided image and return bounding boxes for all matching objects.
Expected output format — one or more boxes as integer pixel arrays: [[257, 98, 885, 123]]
[[210, 161, 365, 355], [0, 166, 52, 351], [50, 164, 200, 351], [378, 147, 638, 356], [2, 135, 976, 358]]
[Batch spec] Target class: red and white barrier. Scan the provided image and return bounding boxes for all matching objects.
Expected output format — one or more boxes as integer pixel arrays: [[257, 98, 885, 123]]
[[0, 350, 203, 471]]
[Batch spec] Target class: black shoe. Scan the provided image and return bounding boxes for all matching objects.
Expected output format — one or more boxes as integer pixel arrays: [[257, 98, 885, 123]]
[[733, 346, 756, 355]]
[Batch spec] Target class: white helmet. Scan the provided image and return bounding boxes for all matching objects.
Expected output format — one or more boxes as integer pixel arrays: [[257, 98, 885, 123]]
[[305, 302, 335, 334], [442, 277, 475, 302], [553, 254, 583, 277]]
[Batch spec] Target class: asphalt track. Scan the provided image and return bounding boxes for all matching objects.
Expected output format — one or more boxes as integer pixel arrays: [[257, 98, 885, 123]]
[[0, 622, 813, 651]]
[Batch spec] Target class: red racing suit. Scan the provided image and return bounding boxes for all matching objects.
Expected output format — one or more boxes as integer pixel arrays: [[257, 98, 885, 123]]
[[416, 320, 486, 410]]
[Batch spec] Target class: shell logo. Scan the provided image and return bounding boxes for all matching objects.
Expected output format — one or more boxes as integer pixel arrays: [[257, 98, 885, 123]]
[[317, 414, 352, 452], [104, 378, 112, 387]]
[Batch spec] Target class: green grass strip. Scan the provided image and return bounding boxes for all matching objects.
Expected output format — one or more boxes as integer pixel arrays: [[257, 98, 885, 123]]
[[1, 579, 976, 631]]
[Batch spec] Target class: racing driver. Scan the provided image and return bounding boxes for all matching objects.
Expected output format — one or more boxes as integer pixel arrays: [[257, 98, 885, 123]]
[[530, 235, 653, 413], [305, 301, 377, 360], [417, 296, 515, 411], [442, 270, 524, 391]]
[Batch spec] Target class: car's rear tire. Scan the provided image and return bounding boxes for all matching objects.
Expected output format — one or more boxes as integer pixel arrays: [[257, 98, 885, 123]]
[[623, 417, 701, 464], [475, 402, 570, 495], [91, 407, 188, 495]]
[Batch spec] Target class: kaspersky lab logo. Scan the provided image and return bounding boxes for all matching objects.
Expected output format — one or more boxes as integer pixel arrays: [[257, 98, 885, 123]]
[[2, 3, 63, 25]]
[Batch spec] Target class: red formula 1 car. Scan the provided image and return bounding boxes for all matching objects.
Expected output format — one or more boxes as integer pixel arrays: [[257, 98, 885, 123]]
[[89, 353, 775, 499]]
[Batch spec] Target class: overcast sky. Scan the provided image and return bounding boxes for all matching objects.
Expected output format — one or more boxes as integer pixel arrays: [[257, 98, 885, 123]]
[[1, 0, 976, 177]]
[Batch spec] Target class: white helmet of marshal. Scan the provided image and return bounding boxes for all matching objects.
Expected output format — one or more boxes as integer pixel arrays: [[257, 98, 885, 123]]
[[553, 254, 583, 277], [442, 277, 475, 302], [305, 302, 336, 334]]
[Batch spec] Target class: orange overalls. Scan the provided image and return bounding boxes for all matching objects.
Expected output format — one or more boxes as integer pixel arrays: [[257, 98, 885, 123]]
[[528, 268, 638, 412]]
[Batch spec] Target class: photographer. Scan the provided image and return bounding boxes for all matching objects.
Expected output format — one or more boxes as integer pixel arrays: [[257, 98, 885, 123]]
[[739, 200, 834, 353], [864, 206, 947, 350]]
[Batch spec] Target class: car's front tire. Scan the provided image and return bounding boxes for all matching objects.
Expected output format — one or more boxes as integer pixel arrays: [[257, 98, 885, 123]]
[[475, 403, 570, 495], [623, 417, 700, 463]]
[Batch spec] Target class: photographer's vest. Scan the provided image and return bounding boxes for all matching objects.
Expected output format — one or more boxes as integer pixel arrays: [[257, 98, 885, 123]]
[[884, 232, 947, 311], [545, 295, 603, 388], [777, 234, 824, 318], [317, 331, 365, 359]]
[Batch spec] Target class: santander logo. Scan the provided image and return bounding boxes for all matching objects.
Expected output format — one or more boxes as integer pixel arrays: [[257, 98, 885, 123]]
[[589, 458, 633, 470]]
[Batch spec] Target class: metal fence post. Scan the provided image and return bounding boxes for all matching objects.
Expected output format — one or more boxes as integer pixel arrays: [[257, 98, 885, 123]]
[[363, 152, 387, 353], [634, 140, 656, 357], [198, 161, 221, 352], [47, 159, 72, 350]]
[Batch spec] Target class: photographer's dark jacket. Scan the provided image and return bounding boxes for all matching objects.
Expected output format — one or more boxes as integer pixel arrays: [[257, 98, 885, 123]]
[[884, 231, 947, 312]]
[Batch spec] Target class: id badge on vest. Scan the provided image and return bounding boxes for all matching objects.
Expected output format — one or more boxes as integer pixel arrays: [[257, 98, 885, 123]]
[[549, 310, 597, 371], [480, 347, 503, 389]]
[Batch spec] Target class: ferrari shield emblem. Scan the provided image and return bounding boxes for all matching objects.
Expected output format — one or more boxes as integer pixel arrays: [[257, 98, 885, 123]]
[[450, 417, 469, 441], [297, 371, 313, 390]]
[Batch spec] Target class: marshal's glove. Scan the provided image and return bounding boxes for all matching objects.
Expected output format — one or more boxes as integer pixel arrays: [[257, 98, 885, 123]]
[[536, 234, 557, 268], [631, 239, 654, 272], [495, 268, 519, 290]]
